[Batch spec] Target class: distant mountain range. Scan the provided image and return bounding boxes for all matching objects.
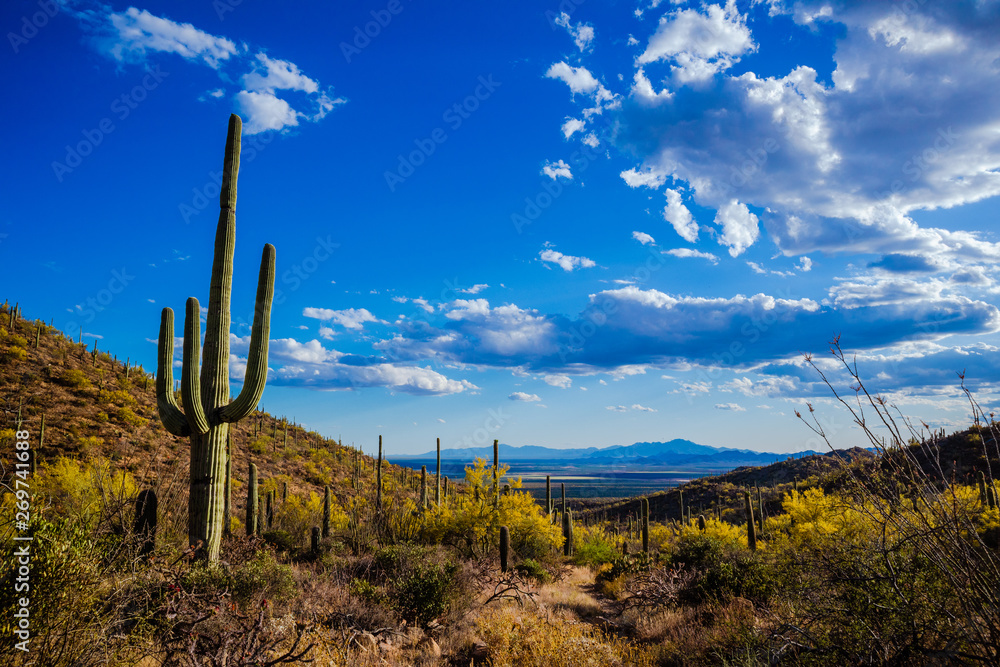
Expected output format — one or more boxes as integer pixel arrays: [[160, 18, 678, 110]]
[[395, 439, 818, 468]]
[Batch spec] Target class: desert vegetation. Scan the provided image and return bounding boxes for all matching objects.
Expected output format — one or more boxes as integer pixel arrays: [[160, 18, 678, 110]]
[[4, 295, 1000, 665], [3, 116, 1000, 665]]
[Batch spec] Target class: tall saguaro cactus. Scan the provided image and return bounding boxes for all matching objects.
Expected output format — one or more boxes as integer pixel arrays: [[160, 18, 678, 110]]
[[156, 114, 275, 562]]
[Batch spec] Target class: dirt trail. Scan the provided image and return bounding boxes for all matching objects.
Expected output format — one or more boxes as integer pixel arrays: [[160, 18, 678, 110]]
[[534, 566, 624, 634]]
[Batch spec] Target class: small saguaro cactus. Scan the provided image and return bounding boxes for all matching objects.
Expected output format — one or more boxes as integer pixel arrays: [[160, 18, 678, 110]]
[[744, 490, 757, 551], [698, 514, 706, 531], [246, 463, 259, 536], [493, 439, 500, 508], [562, 508, 572, 557], [500, 525, 510, 573], [322, 485, 332, 538], [435, 437, 442, 506], [641, 498, 650, 554], [266, 490, 275, 530], [134, 489, 158, 558], [155, 114, 275, 562], [545, 475, 552, 518], [420, 465, 428, 509], [376, 435, 383, 512], [679, 489, 684, 522]]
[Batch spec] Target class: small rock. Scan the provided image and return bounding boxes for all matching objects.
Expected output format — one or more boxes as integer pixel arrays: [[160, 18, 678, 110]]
[[471, 640, 488, 659]]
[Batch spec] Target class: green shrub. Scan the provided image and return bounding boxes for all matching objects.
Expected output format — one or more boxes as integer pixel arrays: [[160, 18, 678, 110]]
[[394, 560, 459, 625], [672, 533, 775, 605], [262, 530, 297, 553], [229, 550, 297, 605], [60, 369, 91, 389], [349, 577, 387, 605], [572, 525, 620, 569], [515, 558, 551, 584]]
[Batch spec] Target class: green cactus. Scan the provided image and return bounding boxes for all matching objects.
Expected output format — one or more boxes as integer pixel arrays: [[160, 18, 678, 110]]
[[568, 508, 574, 557], [561, 482, 566, 516], [266, 489, 274, 530], [500, 525, 510, 573], [545, 475, 552, 518], [223, 432, 232, 537], [322, 485, 332, 538], [435, 437, 442, 506], [641, 497, 649, 554], [282, 481, 288, 503], [376, 434, 384, 512], [246, 463, 258, 537], [562, 508, 572, 557], [757, 486, 764, 534], [421, 465, 428, 509], [698, 514, 706, 531], [155, 115, 275, 561], [134, 489, 157, 558], [744, 490, 757, 551], [493, 438, 500, 508], [679, 489, 684, 522]]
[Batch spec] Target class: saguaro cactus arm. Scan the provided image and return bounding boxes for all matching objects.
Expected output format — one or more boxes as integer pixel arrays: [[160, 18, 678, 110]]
[[219, 243, 275, 423], [156, 308, 190, 437], [182, 297, 210, 434]]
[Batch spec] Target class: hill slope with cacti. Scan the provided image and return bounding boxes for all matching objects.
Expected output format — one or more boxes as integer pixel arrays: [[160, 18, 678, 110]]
[[6, 296, 1000, 666], [0, 299, 435, 544]]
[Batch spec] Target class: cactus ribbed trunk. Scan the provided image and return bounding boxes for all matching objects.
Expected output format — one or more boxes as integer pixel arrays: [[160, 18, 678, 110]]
[[435, 438, 441, 506], [246, 463, 258, 536], [545, 475, 551, 518], [744, 490, 757, 551], [562, 508, 571, 557], [421, 465, 428, 509], [376, 435, 383, 512], [641, 498, 649, 554], [493, 439, 500, 508], [155, 115, 274, 562], [223, 432, 232, 537]]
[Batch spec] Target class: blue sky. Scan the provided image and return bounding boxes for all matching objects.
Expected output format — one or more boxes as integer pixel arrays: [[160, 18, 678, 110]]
[[3, 0, 999, 455]]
